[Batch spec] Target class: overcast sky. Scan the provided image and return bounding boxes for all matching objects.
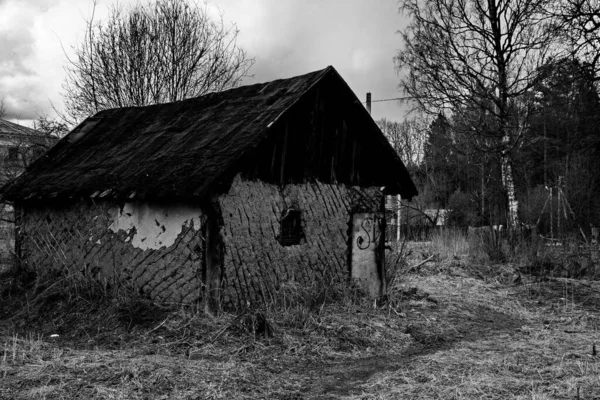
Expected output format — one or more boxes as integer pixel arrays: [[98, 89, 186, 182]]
[[0, 0, 410, 126]]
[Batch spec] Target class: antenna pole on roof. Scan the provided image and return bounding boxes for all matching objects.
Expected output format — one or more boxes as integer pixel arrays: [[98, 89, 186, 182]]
[[366, 92, 372, 115]]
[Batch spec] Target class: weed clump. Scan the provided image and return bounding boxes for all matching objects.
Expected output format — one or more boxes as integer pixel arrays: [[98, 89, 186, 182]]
[[386, 239, 410, 288], [0, 265, 167, 344], [431, 228, 470, 259], [520, 247, 598, 280]]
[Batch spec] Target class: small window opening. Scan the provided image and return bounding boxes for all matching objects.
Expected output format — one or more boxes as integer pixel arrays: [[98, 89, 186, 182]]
[[278, 208, 304, 246], [7, 147, 19, 162], [32, 146, 45, 160]]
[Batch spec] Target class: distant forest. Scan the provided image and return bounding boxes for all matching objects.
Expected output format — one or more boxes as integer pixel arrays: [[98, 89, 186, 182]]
[[388, 0, 600, 238], [378, 58, 600, 235]]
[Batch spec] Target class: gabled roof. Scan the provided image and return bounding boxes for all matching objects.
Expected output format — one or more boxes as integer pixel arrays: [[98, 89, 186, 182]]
[[0, 119, 53, 147], [1, 66, 417, 202], [0, 119, 39, 136]]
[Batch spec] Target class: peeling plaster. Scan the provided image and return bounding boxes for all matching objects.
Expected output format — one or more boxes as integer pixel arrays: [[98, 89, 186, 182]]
[[109, 203, 204, 250]]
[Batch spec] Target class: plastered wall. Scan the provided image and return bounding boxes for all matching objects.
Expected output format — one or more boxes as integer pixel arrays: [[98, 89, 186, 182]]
[[218, 175, 383, 306], [19, 200, 205, 304], [18, 177, 383, 307]]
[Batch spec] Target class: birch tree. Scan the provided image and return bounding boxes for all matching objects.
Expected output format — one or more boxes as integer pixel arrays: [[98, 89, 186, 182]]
[[395, 0, 557, 229]]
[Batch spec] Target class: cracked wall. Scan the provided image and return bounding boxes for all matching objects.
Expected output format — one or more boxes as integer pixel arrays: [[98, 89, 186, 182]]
[[17, 176, 383, 307], [19, 201, 206, 304], [219, 175, 383, 306]]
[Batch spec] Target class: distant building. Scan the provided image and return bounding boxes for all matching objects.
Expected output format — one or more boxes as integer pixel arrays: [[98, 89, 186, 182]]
[[0, 119, 58, 269], [0, 119, 58, 184], [384, 195, 450, 241], [424, 209, 450, 226]]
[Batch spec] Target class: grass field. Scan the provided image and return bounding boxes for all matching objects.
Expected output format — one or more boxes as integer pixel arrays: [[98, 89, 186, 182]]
[[2, 234, 600, 399]]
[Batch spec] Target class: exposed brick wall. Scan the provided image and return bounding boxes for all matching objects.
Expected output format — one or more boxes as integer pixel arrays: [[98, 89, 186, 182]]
[[218, 175, 383, 306], [19, 201, 205, 304]]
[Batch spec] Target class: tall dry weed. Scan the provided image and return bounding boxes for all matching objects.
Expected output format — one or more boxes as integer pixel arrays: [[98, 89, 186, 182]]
[[430, 228, 469, 259], [466, 226, 506, 263], [385, 239, 410, 288]]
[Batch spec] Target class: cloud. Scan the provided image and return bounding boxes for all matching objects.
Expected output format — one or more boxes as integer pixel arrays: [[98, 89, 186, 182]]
[[351, 49, 375, 72], [1, 0, 411, 124], [0, 0, 51, 120], [0, 2, 37, 76], [0, 0, 61, 69], [0, 0, 74, 121], [0, 29, 35, 77], [1, 80, 46, 120], [221, 0, 409, 121]]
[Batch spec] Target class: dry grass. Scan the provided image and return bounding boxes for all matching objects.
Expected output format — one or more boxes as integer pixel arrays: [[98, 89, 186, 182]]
[[1, 238, 600, 399], [348, 276, 600, 399], [430, 228, 470, 260]]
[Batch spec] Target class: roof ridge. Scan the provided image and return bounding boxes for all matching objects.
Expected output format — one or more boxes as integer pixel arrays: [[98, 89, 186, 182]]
[[95, 66, 335, 116], [0, 118, 41, 136]]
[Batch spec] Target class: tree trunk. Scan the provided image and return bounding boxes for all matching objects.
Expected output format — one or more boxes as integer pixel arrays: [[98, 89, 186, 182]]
[[500, 152, 520, 229], [481, 159, 485, 220]]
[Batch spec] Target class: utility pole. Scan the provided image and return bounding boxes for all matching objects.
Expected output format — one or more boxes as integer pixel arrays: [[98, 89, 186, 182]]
[[366, 92, 402, 242]]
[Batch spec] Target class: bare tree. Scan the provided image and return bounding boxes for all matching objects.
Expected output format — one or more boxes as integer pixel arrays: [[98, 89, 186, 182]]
[[377, 117, 427, 170], [549, 0, 600, 80], [62, 0, 254, 124], [395, 0, 557, 229], [33, 115, 69, 139], [0, 97, 5, 120]]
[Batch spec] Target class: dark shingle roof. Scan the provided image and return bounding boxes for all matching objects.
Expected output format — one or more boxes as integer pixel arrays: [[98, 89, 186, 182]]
[[1, 66, 417, 202]]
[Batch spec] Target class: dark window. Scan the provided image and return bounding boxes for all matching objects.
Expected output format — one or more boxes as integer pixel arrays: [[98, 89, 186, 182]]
[[32, 146, 46, 160], [7, 147, 19, 162], [277, 209, 304, 246]]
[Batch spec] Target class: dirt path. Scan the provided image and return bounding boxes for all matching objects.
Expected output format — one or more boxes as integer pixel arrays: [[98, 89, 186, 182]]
[[274, 276, 600, 399], [3, 265, 600, 399]]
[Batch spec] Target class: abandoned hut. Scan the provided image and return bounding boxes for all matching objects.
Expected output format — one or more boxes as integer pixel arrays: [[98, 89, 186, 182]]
[[0, 66, 417, 309]]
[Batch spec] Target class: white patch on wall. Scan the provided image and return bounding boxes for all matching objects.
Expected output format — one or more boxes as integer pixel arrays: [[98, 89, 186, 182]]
[[109, 202, 203, 250]]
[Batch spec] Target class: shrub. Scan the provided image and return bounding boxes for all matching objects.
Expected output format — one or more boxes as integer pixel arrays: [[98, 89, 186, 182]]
[[446, 190, 479, 229]]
